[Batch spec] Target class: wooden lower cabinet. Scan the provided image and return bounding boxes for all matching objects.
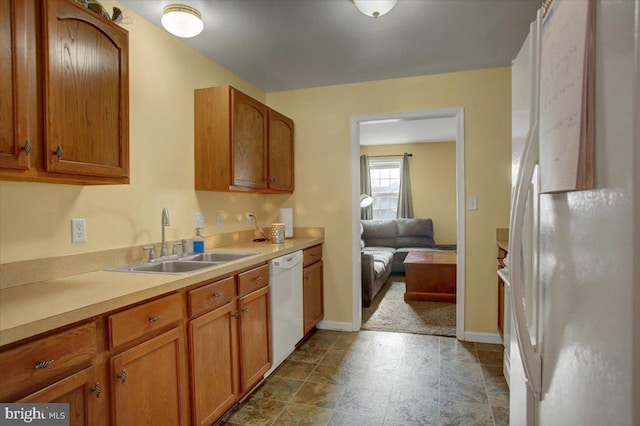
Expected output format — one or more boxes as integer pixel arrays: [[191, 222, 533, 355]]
[[188, 302, 239, 426], [110, 327, 189, 426], [303, 260, 324, 335], [238, 286, 271, 394], [19, 366, 102, 426]]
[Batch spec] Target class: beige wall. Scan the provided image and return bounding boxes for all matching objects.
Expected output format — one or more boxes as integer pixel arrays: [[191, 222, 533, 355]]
[[0, 2, 288, 264], [268, 68, 511, 334], [360, 142, 457, 245], [0, 4, 511, 335]]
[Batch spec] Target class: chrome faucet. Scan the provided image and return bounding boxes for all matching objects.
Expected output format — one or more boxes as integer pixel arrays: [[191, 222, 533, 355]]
[[161, 207, 170, 257]]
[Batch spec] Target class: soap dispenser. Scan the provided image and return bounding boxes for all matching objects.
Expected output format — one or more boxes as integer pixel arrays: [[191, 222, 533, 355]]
[[193, 228, 204, 253]]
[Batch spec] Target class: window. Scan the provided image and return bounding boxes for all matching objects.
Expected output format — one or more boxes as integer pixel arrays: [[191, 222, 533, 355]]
[[369, 158, 401, 219]]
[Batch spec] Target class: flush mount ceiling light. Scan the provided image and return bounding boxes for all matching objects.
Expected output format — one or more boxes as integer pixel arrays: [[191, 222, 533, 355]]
[[161, 4, 204, 38], [352, 0, 398, 18]]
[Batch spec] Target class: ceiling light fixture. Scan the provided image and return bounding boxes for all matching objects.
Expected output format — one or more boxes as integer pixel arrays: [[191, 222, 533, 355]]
[[352, 0, 398, 18], [161, 4, 204, 38]]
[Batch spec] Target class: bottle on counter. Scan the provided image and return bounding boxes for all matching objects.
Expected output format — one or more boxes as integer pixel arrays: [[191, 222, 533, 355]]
[[193, 228, 204, 253]]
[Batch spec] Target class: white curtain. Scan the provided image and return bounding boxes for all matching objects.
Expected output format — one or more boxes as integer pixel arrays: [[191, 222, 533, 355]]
[[396, 153, 414, 218], [360, 155, 373, 220]]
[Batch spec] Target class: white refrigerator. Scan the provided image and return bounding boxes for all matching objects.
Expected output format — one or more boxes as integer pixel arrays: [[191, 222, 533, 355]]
[[506, 1, 639, 425]]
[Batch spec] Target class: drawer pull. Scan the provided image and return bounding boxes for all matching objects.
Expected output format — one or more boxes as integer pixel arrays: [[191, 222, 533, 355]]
[[91, 383, 102, 398], [24, 140, 32, 155], [34, 359, 55, 370], [117, 369, 127, 384], [253, 276, 262, 282], [149, 315, 160, 323], [310, 253, 318, 257], [241, 307, 249, 313], [213, 292, 222, 298]]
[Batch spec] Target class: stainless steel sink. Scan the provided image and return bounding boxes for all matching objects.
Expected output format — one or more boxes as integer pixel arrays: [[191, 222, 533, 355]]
[[183, 252, 258, 262], [106, 251, 258, 275], [108, 260, 221, 275]]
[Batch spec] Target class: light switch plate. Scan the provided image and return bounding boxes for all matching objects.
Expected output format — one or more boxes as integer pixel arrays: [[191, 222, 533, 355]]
[[71, 218, 86, 243], [467, 196, 478, 210], [194, 212, 205, 229]]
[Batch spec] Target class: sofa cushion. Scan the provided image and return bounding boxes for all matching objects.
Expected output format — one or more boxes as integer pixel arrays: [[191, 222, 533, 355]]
[[361, 220, 397, 247], [395, 218, 435, 248], [366, 250, 394, 279]]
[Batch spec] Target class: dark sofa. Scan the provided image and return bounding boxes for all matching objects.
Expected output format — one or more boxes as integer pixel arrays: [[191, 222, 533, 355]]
[[360, 218, 456, 307]]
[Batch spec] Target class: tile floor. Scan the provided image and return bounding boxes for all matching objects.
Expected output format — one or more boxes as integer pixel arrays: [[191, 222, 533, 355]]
[[221, 329, 509, 425]]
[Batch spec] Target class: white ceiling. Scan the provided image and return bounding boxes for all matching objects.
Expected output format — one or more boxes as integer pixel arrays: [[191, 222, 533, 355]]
[[118, 0, 540, 93], [359, 116, 457, 145]]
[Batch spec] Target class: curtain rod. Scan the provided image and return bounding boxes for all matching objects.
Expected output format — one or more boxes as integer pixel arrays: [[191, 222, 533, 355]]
[[367, 153, 413, 158]]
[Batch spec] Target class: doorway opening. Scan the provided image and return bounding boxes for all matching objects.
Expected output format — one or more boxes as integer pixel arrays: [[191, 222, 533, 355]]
[[350, 108, 466, 340]]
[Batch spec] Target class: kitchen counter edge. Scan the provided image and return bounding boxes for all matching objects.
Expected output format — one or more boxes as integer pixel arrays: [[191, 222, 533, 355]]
[[0, 237, 323, 347]]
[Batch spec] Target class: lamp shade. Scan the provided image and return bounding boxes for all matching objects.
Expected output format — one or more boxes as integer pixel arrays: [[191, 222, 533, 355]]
[[353, 0, 398, 18], [161, 4, 204, 38], [360, 194, 374, 208]]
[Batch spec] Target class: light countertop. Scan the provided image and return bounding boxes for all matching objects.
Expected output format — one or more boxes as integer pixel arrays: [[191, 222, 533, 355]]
[[0, 237, 322, 347]]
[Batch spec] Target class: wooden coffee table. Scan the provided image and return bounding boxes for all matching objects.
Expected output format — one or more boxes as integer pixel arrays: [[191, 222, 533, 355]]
[[403, 251, 457, 302]]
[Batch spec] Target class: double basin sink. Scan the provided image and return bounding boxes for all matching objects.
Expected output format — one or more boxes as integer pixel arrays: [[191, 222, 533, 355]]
[[108, 251, 258, 275]]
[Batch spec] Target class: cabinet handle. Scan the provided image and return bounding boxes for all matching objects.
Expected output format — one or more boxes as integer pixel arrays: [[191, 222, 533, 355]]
[[304, 275, 309, 281], [117, 369, 127, 384], [232, 311, 239, 319], [241, 307, 249, 313], [34, 359, 55, 370], [213, 292, 222, 298], [54, 145, 63, 160], [310, 253, 318, 257], [23, 140, 31, 155], [90, 383, 102, 398], [253, 276, 262, 282], [149, 315, 160, 323]]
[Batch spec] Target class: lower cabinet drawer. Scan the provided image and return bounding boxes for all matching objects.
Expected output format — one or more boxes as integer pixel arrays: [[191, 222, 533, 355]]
[[109, 293, 182, 348], [303, 245, 322, 267], [188, 276, 236, 318], [0, 322, 97, 400], [237, 264, 269, 296]]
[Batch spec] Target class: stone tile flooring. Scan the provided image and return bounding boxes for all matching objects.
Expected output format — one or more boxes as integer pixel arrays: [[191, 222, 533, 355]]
[[221, 330, 509, 426]]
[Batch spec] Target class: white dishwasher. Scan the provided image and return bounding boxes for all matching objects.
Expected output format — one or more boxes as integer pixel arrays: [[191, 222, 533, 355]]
[[266, 250, 303, 376]]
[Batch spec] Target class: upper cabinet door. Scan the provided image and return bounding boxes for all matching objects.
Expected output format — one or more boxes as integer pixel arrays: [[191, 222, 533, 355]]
[[267, 109, 294, 192], [0, 0, 30, 170], [230, 88, 267, 189], [42, 0, 129, 178]]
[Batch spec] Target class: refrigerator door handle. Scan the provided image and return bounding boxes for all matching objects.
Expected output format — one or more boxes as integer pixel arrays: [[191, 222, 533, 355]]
[[509, 102, 543, 400]]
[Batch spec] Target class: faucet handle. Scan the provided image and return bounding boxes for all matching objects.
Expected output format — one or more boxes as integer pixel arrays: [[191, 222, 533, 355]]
[[143, 245, 156, 261], [181, 239, 189, 254], [172, 242, 183, 255]]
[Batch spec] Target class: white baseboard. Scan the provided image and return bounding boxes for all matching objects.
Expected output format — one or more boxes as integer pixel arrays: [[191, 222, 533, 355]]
[[463, 331, 503, 344], [316, 320, 354, 332], [503, 349, 511, 387]]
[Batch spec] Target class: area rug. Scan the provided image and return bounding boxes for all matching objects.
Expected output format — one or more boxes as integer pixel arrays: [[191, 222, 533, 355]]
[[362, 276, 456, 337]]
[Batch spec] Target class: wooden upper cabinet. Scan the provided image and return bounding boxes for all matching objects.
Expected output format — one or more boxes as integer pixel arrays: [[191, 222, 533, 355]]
[[195, 86, 294, 193], [0, 0, 30, 170], [267, 109, 294, 192], [231, 88, 268, 189], [42, 0, 129, 179]]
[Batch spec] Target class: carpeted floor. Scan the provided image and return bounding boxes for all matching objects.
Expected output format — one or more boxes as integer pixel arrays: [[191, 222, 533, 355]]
[[362, 275, 457, 337]]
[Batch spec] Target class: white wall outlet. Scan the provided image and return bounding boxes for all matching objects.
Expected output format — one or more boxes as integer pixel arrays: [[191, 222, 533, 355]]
[[194, 212, 205, 229], [246, 212, 253, 224], [217, 211, 223, 227], [71, 218, 86, 243], [467, 196, 478, 210]]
